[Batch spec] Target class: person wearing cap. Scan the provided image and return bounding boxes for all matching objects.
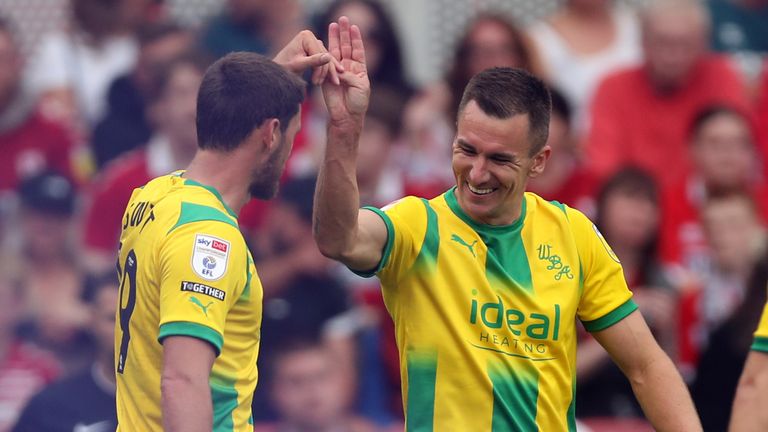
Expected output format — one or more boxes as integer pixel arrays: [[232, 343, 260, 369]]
[[12, 171, 91, 372]]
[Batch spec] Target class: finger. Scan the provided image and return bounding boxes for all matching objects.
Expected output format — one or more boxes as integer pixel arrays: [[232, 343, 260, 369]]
[[328, 22, 341, 61], [339, 16, 352, 60], [314, 39, 328, 84], [350, 24, 367, 67]]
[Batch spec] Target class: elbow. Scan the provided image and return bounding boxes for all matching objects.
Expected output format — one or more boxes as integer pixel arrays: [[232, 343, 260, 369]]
[[316, 241, 348, 261]]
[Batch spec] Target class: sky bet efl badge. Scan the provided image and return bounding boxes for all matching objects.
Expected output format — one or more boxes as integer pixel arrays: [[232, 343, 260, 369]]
[[192, 234, 230, 281]]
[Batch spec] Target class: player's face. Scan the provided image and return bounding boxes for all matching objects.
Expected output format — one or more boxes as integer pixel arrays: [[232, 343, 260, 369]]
[[248, 110, 302, 199], [452, 100, 549, 225]]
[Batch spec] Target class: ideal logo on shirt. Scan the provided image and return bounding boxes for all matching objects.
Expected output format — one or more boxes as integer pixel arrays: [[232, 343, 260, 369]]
[[469, 290, 561, 360], [192, 234, 230, 280]]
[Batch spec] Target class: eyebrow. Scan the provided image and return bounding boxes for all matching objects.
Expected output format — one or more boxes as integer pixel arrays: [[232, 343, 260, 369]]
[[456, 138, 517, 161]]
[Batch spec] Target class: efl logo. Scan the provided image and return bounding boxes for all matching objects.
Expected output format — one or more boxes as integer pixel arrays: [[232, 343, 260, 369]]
[[212, 240, 228, 253]]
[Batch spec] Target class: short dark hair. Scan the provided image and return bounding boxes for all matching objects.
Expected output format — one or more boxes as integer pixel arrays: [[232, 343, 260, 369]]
[[458, 67, 551, 155], [196, 52, 306, 151], [688, 104, 753, 143]]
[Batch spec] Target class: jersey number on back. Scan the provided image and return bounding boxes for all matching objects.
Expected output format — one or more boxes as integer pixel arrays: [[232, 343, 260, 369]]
[[117, 249, 138, 374]]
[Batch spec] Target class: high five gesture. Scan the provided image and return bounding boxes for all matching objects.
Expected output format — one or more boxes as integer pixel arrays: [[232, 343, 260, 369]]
[[322, 16, 371, 126]]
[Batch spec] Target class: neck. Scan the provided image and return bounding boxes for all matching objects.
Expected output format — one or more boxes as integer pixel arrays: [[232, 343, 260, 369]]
[[184, 150, 252, 214]]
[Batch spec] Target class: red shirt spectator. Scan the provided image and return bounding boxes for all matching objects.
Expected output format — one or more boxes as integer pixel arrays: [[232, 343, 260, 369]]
[[587, 56, 748, 187], [0, 342, 60, 430], [0, 111, 74, 193]]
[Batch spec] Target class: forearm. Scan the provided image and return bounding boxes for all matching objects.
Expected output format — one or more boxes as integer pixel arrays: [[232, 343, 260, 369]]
[[629, 354, 701, 431], [162, 376, 213, 432], [313, 121, 362, 258]]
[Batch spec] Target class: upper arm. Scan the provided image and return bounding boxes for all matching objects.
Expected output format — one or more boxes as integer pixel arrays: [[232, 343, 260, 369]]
[[571, 209, 636, 327], [157, 218, 248, 356], [162, 335, 216, 385], [338, 208, 389, 273], [591, 310, 665, 377]]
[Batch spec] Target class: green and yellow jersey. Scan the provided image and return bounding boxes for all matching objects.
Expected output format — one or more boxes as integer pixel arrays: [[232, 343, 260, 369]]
[[115, 172, 261, 432], [362, 188, 637, 431], [752, 302, 768, 353]]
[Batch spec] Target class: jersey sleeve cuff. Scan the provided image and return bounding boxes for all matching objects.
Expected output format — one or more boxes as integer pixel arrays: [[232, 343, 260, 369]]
[[751, 336, 768, 352], [158, 321, 223, 357], [350, 206, 394, 278], [582, 299, 638, 332]]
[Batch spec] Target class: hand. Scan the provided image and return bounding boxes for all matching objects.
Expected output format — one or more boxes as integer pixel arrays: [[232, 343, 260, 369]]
[[321, 16, 371, 126], [273, 30, 343, 85]]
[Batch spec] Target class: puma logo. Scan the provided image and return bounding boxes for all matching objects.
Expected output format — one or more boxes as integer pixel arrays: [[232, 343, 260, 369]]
[[190, 296, 213, 317], [451, 234, 477, 257]]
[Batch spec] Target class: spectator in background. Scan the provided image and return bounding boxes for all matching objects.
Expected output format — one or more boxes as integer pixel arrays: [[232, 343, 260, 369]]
[[402, 13, 539, 198], [691, 193, 768, 431], [200, 0, 304, 58], [27, 0, 154, 131], [525, 88, 597, 217], [586, 0, 749, 187], [250, 177, 352, 421], [316, 0, 412, 95], [576, 168, 676, 420], [757, 61, 768, 171], [255, 340, 379, 432], [0, 16, 75, 196], [82, 52, 210, 273], [13, 171, 91, 373], [528, 0, 642, 135], [660, 105, 766, 278], [12, 273, 118, 432], [90, 22, 193, 170], [0, 275, 60, 432]]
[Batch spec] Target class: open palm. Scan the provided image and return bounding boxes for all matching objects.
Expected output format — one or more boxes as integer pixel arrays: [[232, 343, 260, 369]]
[[322, 17, 371, 124]]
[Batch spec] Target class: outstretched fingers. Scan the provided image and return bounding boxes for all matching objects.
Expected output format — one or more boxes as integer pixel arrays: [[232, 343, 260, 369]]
[[338, 16, 352, 61], [350, 24, 366, 68]]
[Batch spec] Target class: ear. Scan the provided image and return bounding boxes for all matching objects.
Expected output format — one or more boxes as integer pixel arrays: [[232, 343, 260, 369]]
[[262, 118, 282, 153], [528, 145, 551, 179]]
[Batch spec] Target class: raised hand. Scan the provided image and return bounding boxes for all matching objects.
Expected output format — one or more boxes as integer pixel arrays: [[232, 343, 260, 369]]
[[322, 16, 371, 126], [273, 30, 343, 85]]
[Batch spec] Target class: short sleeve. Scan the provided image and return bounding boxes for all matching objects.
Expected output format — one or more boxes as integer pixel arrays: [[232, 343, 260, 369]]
[[569, 208, 637, 332], [156, 219, 247, 356], [357, 197, 427, 287], [752, 301, 768, 352]]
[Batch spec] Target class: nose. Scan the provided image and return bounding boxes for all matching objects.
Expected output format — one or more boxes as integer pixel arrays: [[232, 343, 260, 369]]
[[468, 157, 491, 185]]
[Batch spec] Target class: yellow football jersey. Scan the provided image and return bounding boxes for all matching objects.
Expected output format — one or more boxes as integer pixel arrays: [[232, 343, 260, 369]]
[[752, 301, 768, 353], [115, 172, 262, 432], [361, 188, 636, 431]]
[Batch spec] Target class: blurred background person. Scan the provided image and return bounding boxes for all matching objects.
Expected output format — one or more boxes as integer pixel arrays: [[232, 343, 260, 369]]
[[255, 340, 379, 432], [528, 0, 642, 135], [575, 168, 677, 422], [12, 171, 91, 373], [27, 0, 156, 133], [402, 12, 540, 198], [249, 177, 353, 422], [0, 16, 75, 197], [660, 105, 765, 279], [586, 0, 750, 188], [200, 0, 304, 59], [81, 52, 209, 274], [315, 0, 412, 95], [691, 192, 768, 431], [12, 272, 118, 432], [0, 274, 60, 432], [525, 87, 598, 217], [90, 22, 193, 170]]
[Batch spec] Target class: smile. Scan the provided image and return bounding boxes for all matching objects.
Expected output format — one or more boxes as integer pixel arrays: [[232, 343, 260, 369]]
[[467, 184, 496, 195]]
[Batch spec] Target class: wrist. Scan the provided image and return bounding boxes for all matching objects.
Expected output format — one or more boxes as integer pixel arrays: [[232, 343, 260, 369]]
[[328, 116, 364, 135]]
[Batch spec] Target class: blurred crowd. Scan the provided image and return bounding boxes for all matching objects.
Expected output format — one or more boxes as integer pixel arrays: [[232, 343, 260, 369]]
[[0, 0, 766, 431]]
